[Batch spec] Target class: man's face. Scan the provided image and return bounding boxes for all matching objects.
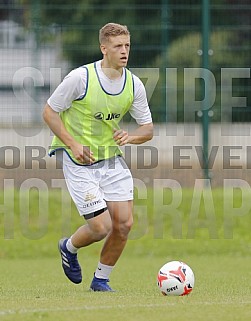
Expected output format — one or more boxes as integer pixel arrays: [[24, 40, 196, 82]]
[[101, 35, 130, 69]]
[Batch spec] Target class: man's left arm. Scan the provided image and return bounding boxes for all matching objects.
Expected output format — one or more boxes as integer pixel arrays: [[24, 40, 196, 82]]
[[113, 123, 153, 146]]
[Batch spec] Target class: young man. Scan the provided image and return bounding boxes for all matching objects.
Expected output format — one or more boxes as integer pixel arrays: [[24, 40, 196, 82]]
[[43, 22, 153, 291]]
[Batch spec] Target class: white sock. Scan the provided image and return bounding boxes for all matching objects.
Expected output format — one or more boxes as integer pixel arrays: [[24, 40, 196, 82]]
[[95, 262, 114, 280], [66, 237, 78, 254]]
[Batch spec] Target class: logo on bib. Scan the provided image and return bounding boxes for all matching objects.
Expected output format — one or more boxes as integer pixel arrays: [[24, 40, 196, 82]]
[[94, 112, 120, 121], [105, 113, 120, 120], [94, 112, 104, 120]]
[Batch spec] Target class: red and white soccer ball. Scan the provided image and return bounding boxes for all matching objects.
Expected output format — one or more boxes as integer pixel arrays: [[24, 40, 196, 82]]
[[157, 261, 195, 296]]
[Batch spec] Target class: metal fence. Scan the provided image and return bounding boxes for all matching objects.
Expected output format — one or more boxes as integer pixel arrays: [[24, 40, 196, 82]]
[[0, 0, 250, 125]]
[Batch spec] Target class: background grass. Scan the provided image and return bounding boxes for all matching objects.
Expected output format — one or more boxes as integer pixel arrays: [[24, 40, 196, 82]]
[[0, 187, 251, 320]]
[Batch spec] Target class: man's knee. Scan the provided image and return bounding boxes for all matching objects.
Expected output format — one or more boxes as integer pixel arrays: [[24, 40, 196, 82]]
[[113, 216, 133, 239], [87, 209, 112, 241]]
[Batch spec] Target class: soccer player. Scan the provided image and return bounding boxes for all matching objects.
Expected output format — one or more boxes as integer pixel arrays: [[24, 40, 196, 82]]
[[43, 22, 153, 291]]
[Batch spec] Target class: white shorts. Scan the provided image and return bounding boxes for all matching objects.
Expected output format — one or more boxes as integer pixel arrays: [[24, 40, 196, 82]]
[[62, 153, 133, 217]]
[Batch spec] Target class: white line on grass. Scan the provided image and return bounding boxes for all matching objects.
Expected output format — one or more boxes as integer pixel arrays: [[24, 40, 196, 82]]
[[0, 301, 251, 316]]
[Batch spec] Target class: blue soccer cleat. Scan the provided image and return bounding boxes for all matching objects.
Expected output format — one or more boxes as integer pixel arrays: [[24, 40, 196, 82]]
[[58, 238, 82, 284], [90, 275, 115, 292]]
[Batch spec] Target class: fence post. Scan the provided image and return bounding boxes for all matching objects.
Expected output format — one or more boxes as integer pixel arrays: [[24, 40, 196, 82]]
[[161, 0, 169, 122], [31, 0, 41, 124], [201, 0, 211, 183]]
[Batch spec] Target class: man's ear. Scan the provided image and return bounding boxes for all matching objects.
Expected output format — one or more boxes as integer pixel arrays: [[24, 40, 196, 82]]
[[100, 44, 106, 55]]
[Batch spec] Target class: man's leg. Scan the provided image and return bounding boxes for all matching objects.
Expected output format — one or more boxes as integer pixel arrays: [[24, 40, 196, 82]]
[[71, 210, 112, 247], [100, 200, 133, 265], [59, 209, 112, 284], [90, 200, 133, 291]]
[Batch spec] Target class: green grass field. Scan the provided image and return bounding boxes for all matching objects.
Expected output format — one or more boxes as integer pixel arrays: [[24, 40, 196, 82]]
[[0, 187, 251, 321]]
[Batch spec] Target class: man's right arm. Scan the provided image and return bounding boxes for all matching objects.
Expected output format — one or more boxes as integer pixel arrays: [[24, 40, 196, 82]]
[[43, 103, 95, 164]]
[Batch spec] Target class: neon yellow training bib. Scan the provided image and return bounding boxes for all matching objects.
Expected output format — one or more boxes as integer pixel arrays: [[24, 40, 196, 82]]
[[49, 62, 134, 164]]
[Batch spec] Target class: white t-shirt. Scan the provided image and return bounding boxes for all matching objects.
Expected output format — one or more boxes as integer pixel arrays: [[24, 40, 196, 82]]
[[48, 60, 152, 125]]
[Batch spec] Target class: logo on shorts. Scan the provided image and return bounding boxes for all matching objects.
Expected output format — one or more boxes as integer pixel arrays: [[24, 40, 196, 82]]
[[84, 193, 96, 202], [83, 199, 102, 209]]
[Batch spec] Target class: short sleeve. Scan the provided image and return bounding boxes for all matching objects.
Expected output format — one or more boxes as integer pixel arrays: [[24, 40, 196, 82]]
[[129, 75, 152, 125], [47, 67, 88, 112]]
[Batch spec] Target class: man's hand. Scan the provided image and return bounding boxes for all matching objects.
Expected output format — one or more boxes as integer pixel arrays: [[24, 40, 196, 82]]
[[113, 123, 153, 146], [113, 128, 129, 146], [70, 142, 95, 164], [43, 104, 96, 164]]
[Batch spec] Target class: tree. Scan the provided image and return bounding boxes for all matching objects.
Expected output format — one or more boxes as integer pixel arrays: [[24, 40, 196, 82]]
[[17, 0, 249, 123], [0, 0, 24, 23], [152, 29, 250, 122], [20, 0, 165, 67]]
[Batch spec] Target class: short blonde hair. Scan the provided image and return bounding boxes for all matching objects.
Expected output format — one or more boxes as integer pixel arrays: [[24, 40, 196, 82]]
[[99, 23, 130, 44]]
